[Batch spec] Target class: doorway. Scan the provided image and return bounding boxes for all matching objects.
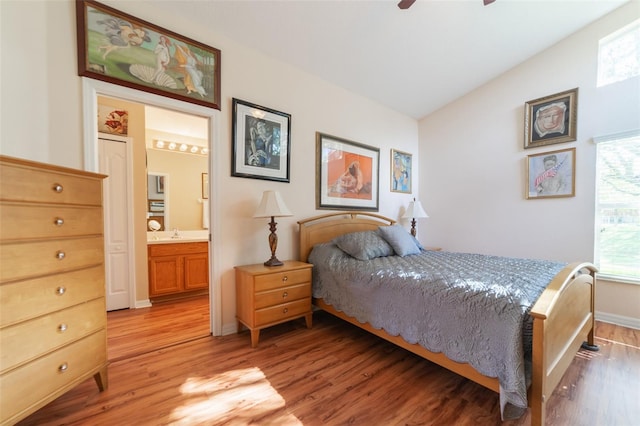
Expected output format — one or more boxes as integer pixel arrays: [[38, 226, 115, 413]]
[[82, 78, 222, 342]]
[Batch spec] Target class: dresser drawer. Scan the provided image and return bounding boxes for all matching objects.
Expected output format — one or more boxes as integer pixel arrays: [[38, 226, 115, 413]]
[[255, 298, 311, 326], [254, 283, 311, 309], [0, 237, 104, 283], [0, 298, 106, 373], [0, 329, 107, 423], [0, 266, 104, 326], [0, 203, 103, 241], [0, 163, 103, 206], [148, 241, 208, 257], [254, 268, 311, 292]]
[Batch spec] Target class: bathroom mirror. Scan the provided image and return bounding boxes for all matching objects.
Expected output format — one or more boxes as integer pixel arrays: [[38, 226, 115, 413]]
[[146, 148, 208, 231]]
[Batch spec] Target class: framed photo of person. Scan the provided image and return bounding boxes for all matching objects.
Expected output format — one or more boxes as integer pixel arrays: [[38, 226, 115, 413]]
[[526, 148, 576, 199], [524, 88, 578, 149], [390, 149, 412, 194], [231, 98, 291, 182], [76, 0, 221, 110], [316, 132, 379, 211]]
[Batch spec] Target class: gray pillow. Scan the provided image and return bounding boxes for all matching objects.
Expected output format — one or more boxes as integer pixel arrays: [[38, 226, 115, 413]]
[[378, 224, 421, 257], [333, 230, 394, 260]]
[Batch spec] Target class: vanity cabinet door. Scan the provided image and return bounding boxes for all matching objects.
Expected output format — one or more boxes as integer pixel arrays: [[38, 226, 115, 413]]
[[148, 255, 182, 296], [183, 253, 209, 291]]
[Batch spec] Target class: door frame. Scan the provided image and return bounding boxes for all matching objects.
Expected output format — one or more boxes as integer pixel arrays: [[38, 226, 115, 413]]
[[82, 77, 222, 336]]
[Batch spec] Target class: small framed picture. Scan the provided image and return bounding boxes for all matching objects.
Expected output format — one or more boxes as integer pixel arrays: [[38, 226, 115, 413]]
[[201, 173, 209, 199], [156, 175, 165, 193], [526, 148, 576, 199], [316, 132, 379, 211], [391, 149, 412, 193], [524, 88, 578, 149], [231, 98, 291, 182]]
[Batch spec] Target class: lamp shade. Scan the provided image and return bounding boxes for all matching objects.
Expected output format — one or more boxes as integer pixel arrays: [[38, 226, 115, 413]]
[[402, 199, 428, 219], [253, 190, 292, 218]]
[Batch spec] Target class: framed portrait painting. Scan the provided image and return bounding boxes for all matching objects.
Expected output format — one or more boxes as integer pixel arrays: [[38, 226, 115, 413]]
[[316, 132, 379, 211], [231, 98, 291, 182], [76, 0, 221, 110], [524, 88, 578, 149], [526, 147, 576, 199], [391, 149, 412, 193]]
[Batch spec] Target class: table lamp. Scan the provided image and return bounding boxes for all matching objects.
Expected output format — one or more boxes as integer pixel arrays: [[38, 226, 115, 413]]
[[402, 198, 428, 237], [253, 190, 292, 266]]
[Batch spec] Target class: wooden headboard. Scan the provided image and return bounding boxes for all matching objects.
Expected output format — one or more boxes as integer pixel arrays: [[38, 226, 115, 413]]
[[297, 212, 396, 262]]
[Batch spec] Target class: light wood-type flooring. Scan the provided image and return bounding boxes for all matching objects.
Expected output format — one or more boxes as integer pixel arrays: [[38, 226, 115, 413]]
[[17, 295, 640, 425]]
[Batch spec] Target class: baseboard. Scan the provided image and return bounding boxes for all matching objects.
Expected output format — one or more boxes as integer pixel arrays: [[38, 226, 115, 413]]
[[595, 310, 640, 330], [135, 299, 152, 308]]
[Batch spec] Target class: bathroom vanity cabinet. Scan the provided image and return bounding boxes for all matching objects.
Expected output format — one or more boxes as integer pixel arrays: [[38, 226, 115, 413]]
[[148, 241, 209, 299]]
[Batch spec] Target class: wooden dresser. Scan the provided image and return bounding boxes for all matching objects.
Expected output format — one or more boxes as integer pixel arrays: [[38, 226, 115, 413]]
[[235, 260, 313, 347], [0, 155, 108, 425]]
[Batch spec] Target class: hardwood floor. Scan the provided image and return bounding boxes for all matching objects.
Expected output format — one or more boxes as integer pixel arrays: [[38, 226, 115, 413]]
[[17, 299, 639, 425]]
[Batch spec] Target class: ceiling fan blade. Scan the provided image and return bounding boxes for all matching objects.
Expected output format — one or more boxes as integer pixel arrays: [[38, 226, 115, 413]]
[[397, 0, 416, 10], [483, 0, 496, 5]]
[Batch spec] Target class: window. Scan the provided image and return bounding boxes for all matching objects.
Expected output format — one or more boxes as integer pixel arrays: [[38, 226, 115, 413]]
[[594, 131, 640, 282], [597, 19, 640, 87]]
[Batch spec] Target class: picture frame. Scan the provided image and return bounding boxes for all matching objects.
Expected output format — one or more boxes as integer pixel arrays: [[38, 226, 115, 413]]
[[526, 147, 576, 199], [231, 98, 291, 182], [391, 149, 412, 193], [316, 132, 379, 211], [524, 88, 578, 149], [76, 0, 221, 110], [201, 173, 209, 199], [156, 175, 164, 193]]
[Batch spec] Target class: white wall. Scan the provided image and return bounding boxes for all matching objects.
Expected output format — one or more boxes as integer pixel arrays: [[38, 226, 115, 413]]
[[0, 0, 419, 332], [418, 2, 640, 325]]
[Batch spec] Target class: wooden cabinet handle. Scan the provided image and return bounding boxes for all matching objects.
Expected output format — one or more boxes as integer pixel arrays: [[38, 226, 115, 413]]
[[282, 291, 288, 298], [54, 217, 65, 226], [58, 323, 68, 332], [56, 286, 66, 295], [56, 251, 66, 260], [52, 183, 64, 193], [58, 363, 68, 372], [282, 276, 288, 282], [283, 308, 289, 314]]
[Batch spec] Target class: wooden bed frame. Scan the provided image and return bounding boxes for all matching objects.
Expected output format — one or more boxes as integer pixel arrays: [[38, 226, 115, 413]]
[[298, 212, 597, 426]]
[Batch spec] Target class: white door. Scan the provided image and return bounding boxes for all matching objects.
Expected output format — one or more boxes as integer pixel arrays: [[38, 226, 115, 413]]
[[99, 137, 131, 311]]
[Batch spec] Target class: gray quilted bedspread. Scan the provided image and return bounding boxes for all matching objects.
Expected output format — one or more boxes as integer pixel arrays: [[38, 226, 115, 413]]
[[308, 243, 566, 420]]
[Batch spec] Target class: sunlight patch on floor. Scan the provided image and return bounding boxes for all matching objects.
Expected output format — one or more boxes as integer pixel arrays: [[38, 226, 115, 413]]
[[169, 367, 302, 425]]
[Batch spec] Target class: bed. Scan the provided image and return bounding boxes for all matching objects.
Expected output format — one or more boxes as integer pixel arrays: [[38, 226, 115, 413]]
[[297, 212, 597, 426]]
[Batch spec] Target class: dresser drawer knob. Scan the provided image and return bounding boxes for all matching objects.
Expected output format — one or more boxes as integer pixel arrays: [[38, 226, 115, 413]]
[[56, 286, 66, 295], [283, 308, 289, 314], [54, 217, 65, 226], [282, 276, 288, 282], [58, 363, 68, 372], [282, 291, 288, 298], [53, 183, 64, 193], [55, 251, 66, 260], [58, 323, 68, 332]]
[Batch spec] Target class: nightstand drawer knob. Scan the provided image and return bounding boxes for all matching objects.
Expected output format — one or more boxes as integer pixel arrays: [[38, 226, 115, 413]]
[[282, 291, 288, 298], [54, 217, 65, 226], [282, 276, 288, 282], [58, 323, 68, 332], [53, 183, 64, 193], [283, 308, 289, 314], [58, 362, 68, 372], [55, 251, 66, 260], [56, 286, 66, 295]]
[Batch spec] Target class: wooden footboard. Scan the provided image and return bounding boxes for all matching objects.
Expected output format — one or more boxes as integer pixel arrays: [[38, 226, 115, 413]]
[[529, 262, 597, 426], [298, 212, 597, 426]]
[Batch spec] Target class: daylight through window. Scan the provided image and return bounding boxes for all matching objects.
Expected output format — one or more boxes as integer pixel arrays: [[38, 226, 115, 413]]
[[597, 19, 640, 87], [594, 131, 640, 282]]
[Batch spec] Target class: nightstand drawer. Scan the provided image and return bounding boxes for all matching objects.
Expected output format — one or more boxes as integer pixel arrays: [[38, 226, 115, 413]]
[[255, 299, 311, 326], [254, 283, 311, 309], [254, 268, 311, 292]]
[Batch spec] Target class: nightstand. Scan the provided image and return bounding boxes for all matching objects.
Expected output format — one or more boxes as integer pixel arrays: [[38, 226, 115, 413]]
[[234, 260, 313, 347]]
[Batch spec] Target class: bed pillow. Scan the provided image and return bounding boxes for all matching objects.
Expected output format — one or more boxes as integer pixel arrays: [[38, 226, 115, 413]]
[[332, 230, 394, 260], [378, 224, 421, 257]]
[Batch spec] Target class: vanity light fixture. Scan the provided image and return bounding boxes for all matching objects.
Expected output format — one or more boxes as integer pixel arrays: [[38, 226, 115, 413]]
[[151, 139, 208, 156], [179, 144, 188, 152], [253, 190, 292, 267], [155, 140, 165, 148], [168, 142, 177, 150]]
